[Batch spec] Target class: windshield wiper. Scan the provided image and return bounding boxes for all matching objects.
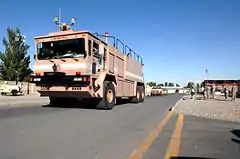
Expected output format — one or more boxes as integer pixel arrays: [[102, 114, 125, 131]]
[[51, 55, 61, 59], [61, 53, 84, 58]]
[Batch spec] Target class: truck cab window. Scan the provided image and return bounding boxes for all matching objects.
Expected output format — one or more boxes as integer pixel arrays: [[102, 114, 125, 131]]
[[37, 38, 86, 60], [93, 41, 99, 55]]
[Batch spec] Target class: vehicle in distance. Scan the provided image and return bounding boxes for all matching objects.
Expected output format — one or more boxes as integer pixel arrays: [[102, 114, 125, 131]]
[[151, 86, 163, 96], [30, 18, 145, 109]]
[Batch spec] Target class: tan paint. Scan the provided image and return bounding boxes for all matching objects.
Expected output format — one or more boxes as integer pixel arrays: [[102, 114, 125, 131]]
[[32, 29, 144, 99]]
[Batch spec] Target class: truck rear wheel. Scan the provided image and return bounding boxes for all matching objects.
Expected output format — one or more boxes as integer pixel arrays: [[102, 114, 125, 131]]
[[131, 86, 141, 103], [139, 86, 145, 103], [96, 81, 116, 110]]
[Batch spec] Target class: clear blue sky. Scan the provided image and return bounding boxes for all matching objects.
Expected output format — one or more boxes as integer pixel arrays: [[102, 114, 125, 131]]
[[0, 0, 239, 86]]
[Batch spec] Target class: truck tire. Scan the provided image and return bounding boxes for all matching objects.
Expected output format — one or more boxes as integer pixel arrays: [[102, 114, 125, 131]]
[[139, 86, 145, 103], [96, 81, 116, 110], [131, 86, 140, 103]]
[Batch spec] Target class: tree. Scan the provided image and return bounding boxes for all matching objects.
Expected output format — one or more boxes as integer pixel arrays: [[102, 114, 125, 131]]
[[176, 83, 180, 87], [168, 82, 174, 87], [0, 27, 32, 81], [164, 82, 168, 87], [186, 82, 194, 89], [147, 82, 156, 87]]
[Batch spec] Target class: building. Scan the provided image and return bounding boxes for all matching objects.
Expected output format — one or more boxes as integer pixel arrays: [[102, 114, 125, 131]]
[[203, 79, 240, 95], [161, 86, 189, 94]]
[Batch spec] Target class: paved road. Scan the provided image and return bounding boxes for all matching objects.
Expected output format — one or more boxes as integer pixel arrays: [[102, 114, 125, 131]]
[[0, 94, 182, 159], [142, 114, 240, 159]]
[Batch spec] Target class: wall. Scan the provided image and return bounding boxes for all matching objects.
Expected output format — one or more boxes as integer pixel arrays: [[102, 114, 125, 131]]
[[20, 82, 39, 95]]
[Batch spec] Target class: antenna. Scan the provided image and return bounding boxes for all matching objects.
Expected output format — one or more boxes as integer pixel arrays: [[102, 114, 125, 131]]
[[53, 8, 76, 31], [58, 7, 61, 28]]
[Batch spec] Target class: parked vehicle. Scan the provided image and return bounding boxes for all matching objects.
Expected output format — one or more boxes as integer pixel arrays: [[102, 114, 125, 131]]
[[151, 86, 163, 96], [0, 81, 22, 96]]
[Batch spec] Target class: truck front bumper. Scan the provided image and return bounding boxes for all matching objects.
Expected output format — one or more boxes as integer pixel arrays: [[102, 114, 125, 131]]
[[30, 72, 90, 87]]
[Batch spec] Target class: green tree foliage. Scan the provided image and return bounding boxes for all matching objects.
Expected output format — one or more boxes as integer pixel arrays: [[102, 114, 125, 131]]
[[0, 27, 32, 81], [186, 82, 195, 89], [147, 82, 156, 87], [168, 82, 174, 87], [176, 83, 180, 87], [164, 82, 168, 87]]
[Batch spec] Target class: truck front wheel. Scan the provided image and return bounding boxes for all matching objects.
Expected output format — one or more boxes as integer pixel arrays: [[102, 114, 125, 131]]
[[96, 81, 116, 110]]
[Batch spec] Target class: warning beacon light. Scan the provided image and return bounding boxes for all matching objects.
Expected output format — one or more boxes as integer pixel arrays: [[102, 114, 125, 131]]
[[70, 17, 76, 26], [54, 16, 59, 25], [105, 32, 109, 43]]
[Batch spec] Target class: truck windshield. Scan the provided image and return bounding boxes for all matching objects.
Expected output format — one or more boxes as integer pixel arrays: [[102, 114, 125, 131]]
[[37, 38, 86, 60]]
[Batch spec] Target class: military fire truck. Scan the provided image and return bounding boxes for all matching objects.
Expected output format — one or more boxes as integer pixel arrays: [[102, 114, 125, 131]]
[[30, 17, 145, 109]]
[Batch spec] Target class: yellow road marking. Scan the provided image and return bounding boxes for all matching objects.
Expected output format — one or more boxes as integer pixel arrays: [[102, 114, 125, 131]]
[[128, 111, 173, 159], [164, 114, 184, 159]]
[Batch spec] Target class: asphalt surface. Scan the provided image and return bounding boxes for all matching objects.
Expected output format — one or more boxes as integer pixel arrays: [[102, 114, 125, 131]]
[[0, 94, 182, 159], [143, 113, 240, 159]]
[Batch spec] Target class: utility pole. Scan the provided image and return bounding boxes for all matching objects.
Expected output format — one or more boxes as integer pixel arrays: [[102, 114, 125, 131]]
[[205, 68, 209, 85], [205, 68, 209, 99]]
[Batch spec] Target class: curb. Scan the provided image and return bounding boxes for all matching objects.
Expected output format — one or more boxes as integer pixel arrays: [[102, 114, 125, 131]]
[[0, 100, 49, 109], [169, 98, 182, 112]]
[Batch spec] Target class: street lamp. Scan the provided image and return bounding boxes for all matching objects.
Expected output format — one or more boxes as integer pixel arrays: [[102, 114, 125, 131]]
[[205, 68, 209, 86], [15, 33, 25, 84]]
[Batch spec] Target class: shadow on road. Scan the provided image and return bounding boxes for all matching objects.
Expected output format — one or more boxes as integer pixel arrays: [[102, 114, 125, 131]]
[[42, 98, 131, 110], [231, 129, 240, 144], [171, 157, 220, 159]]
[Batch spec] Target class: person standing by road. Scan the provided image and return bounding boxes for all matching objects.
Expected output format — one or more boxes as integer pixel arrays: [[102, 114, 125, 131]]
[[210, 85, 215, 99], [190, 86, 195, 99], [231, 83, 237, 101], [200, 86, 205, 99], [206, 85, 210, 99], [223, 86, 228, 100]]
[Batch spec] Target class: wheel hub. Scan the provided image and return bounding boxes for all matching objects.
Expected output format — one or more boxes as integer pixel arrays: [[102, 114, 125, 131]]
[[107, 90, 113, 103]]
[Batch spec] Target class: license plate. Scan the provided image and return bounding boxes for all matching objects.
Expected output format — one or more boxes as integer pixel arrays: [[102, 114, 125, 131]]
[[41, 86, 49, 90]]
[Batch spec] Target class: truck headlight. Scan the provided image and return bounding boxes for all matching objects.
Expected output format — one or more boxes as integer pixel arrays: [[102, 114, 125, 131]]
[[33, 78, 41, 81], [73, 77, 82, 81]]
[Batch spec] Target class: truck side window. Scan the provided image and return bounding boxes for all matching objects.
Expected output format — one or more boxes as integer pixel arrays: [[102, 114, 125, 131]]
[[88, 40, 92, 56], [93, 41, 99, 55], [103, 48, 106, 69]]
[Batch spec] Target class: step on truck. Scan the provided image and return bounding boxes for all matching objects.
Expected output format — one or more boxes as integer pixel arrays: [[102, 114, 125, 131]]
[[30, 17, 145, 109]]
